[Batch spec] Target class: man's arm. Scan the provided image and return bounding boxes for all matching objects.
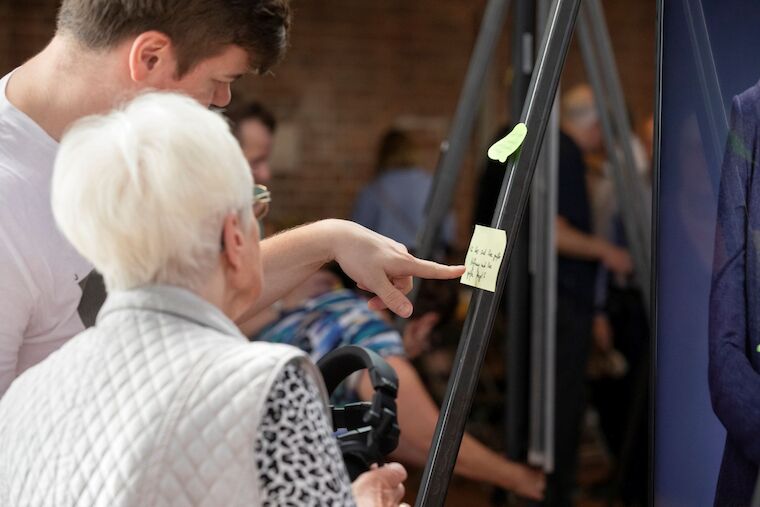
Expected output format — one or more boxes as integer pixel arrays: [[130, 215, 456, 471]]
[[555, 216, 632, 275], [709, 96, 760, 463], [239, 219, 465, 322]]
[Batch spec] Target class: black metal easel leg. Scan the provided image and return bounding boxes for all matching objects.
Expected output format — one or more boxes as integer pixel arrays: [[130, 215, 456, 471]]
[[414, 0, 581, 504], [505, 0, 535, 471]]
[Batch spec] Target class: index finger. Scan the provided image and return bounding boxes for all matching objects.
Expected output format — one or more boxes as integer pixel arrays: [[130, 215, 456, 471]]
[[400, 258, 465, 280]]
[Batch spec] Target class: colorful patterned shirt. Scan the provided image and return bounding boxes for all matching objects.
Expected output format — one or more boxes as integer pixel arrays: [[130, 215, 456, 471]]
[[254, 289, 405, 404]]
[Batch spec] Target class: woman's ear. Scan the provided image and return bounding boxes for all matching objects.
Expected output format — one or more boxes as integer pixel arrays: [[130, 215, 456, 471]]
[[221, 213, 246, 271], [128, 31, 178, 84]]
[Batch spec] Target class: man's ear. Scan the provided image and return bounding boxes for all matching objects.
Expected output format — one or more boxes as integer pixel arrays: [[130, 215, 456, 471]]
[[128, 31, 178, 84], [406, 312, 439, 342], [221, 213, 246, 271], [416, 312, 440, 336]]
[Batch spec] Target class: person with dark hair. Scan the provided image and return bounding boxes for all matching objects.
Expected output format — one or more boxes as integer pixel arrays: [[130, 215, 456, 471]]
[[254, 270, 547, 501], [549, 84, 633, 507], [0, 0, 464, 404], [352, 128, 455, 255], [477, 86, 635, 507], [0, 0, 291, 395], [56, 0, 290, 76], [229, 101, 277, 185]]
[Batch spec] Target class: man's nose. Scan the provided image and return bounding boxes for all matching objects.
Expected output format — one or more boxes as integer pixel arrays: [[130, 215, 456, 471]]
[[212, 83, 232, 108]]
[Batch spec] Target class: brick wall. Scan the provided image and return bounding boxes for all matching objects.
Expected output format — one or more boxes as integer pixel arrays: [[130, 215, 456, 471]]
[[232, 0, 493, 238], [0, 0, 59, 72], [562, 1, 657, 128], [0, 0, 655, 248]]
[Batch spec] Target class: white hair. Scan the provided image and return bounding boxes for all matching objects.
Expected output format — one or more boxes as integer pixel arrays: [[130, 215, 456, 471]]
[[52, 92, 253, 292]]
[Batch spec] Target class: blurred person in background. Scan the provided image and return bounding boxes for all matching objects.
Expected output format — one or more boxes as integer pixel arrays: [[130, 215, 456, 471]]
[[473, 84, 634, 507], [639, 114, 655, 169], [228, 101, 278, 237], [229, 101, 276, 186], [224, 108, 544, 500], [353, 128, 456, 257], [586, 107, 654, 505], [547, 83, 633, 507], [587, 110, 651, 245]]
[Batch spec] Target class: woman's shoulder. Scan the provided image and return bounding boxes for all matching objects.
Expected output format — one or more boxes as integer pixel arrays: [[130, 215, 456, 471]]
[[215, 339, 312, 372], [185, 340, 325, 415]]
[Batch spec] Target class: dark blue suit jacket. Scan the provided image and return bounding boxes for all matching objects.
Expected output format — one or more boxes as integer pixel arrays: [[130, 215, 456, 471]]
[[710, 81, 760, 506]]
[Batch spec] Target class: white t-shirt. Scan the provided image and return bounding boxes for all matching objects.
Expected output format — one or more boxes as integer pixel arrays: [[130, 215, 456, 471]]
[[0, 72, 92, 395]]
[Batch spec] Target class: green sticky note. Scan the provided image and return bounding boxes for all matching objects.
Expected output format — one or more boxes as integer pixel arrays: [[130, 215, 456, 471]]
[[460, 225, 507, 292], [487, 123, 528, 163]]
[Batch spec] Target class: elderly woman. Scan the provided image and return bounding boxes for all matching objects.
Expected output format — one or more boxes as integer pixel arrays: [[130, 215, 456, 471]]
[[0, 92, 411, 506]]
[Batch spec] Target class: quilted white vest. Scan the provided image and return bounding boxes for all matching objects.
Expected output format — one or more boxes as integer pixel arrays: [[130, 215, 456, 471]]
[[0, 285, 327, 506]]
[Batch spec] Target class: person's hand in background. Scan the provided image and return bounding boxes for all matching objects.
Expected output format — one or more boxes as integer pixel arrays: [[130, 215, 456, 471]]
[[589, 312, 628, 379], [352, 462, 409, 507], [506, 463, 546, 501], [592, 312, 614, 352], [555, 217, 633, 277], [600, 244, 633, 276]]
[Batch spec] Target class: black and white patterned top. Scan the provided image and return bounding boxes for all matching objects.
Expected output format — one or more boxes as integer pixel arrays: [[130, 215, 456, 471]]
[[255, 363, 356, 506]]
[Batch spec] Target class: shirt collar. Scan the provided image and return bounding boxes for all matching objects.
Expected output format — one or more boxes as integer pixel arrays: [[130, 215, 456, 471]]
[[97, 284, 244, 340]]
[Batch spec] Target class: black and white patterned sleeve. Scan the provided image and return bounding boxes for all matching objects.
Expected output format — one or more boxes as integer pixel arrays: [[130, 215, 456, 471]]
[[255, 362, 356, 506]]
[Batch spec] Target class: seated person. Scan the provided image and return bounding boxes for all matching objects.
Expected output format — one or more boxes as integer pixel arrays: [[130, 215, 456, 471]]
[[0, 92, 410, 507], [255, 269, 546, 500]]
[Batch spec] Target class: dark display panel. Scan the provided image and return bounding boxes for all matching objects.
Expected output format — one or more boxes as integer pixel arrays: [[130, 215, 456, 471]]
[[655, 0, 760, 504]]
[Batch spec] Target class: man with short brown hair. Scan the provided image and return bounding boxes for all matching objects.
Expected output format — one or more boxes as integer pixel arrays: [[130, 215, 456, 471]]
[[56, 0, 291, 76], [0, 0, 294, 397], [0, 0, 461, 407]]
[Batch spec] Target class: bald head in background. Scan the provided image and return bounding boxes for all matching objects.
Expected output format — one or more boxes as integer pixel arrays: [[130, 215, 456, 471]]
[[561, 84, 602, 154]]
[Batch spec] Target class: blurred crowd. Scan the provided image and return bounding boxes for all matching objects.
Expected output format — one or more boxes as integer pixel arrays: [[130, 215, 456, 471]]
[[227, 81, 653, 506]]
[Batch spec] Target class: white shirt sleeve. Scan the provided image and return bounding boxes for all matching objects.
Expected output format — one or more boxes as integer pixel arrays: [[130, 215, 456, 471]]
[[0, 223, 36, 396]]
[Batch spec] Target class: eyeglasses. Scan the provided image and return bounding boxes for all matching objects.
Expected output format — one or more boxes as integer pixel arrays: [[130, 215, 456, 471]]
[[253, 184, 271, 220], [220, 184, 272, 251]]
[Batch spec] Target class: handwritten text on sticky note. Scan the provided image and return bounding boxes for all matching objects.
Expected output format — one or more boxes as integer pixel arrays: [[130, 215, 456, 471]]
[[487, 123, 528, 163], [460, 225, 507, 292]]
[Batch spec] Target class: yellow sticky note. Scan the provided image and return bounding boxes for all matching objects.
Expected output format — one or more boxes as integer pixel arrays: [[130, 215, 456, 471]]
[[487, 123, 528, 163], [460, 225, 507, 292]]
